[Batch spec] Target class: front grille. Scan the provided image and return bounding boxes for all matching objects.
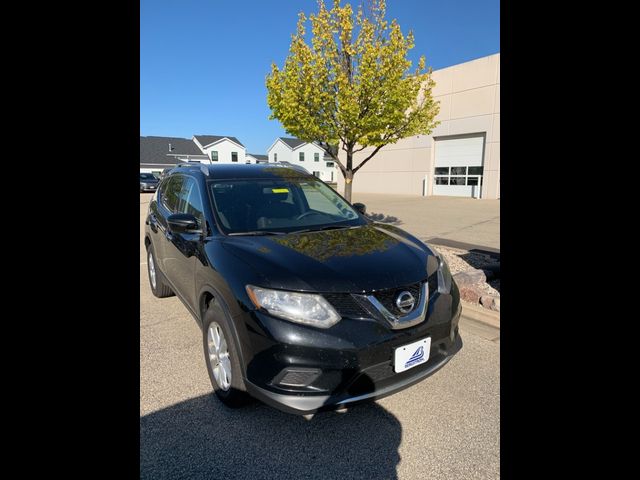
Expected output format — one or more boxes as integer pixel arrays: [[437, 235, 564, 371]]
[[372, 282, 423, 317], [323, 293, 372, 319], [324, 278, 439, 320]]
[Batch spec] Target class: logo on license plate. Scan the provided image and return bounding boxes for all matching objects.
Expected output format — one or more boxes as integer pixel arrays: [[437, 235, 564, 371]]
[[404, 346, 425, 369]]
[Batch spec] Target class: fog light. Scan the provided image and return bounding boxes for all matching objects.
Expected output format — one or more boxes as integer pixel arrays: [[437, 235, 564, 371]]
[[273, 368, 321, 387]]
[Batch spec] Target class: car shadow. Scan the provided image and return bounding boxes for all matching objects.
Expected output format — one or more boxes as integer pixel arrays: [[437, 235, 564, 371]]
[[366, 211, 403, 225], [141, 390, 402, 480]]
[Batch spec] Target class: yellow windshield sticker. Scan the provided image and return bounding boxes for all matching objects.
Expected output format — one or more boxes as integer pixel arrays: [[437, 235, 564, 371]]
[[272, 188, 289, 193]]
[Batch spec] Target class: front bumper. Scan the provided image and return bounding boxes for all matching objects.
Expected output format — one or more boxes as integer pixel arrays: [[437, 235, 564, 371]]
[[238, 293, 463, 415], [246, 332, 462, 415]]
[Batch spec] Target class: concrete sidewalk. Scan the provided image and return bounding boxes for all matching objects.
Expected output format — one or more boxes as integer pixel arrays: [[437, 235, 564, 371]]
[[351, 192, 500, 250]]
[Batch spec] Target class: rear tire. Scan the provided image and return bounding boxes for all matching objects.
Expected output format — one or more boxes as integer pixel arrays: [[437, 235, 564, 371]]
[[202, 304, 252, 408], [147, 244, 174, 298]]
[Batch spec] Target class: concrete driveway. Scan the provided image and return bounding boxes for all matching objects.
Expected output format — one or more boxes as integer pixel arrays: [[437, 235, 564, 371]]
[[139, 193, 499, 479], [350, 193, 500, 250]]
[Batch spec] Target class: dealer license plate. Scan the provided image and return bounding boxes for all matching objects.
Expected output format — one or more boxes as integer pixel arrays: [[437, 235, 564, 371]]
[[394, 337, 431, 373]]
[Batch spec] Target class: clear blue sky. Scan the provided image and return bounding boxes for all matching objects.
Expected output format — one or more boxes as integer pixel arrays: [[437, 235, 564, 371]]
[[140, 0, 499, 154]]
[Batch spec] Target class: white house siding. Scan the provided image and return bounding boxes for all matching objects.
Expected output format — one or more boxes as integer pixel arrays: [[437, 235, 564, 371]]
[[199, 139, 246, 164], [293, 143, 333, 181], [268, 140, 291, 164]]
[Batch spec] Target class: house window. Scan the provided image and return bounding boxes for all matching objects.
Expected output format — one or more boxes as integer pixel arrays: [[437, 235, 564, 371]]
[[299, 152, 305, 162], [314, 153, 319, 162], [211, 151, 218, 162], [326, 162, 334, 168], [274, 153, 277, 162], [434, 167, 449, 175], [232, 152, 238, 162], [313, 171, 321, 177]]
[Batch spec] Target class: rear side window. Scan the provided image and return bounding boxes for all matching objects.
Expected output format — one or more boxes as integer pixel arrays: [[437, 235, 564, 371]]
[[160, 176, 185, 213]]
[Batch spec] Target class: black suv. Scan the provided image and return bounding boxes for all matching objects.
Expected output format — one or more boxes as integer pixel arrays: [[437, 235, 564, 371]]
[[145, 164, 462, 415]]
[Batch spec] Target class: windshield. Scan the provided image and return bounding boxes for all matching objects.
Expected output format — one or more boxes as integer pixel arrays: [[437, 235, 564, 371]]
[[140, 173, 157, 181], [208, 177, 366, 234]]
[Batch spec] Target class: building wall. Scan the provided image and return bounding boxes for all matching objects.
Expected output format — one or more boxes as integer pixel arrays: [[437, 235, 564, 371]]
[[200, 139, 246, 164], [292, 143, 336, 182], [140, 167, 164, 175], [267, 140, 292, 164], [336, 53, 500, 199], [245, 155, 263, 164]]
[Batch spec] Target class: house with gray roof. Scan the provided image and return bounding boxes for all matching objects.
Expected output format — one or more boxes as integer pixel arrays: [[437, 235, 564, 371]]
[[192, 135, 247, 164], [140, 134, 252, 176], [246, 153, 269, 164], [140, 136, 208, 174], [267, 137, 338, 182]]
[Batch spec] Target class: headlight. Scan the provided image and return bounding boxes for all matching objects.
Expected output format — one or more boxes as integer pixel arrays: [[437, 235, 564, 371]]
[[246, 285, 341, 328], [427, 245, 453, 294]]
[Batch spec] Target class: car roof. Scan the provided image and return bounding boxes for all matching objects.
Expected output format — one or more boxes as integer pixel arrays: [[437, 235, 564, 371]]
[[167, 163, 314, 180]]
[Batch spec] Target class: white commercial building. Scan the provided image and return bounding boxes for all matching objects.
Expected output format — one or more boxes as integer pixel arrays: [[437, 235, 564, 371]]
[[336, 53, 500, 199]]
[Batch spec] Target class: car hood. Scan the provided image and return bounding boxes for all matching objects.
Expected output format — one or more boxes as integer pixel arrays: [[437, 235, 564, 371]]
[[221, 223, 437, 293]]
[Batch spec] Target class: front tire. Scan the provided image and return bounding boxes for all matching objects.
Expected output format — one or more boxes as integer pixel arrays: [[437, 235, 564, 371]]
[[202, 304, 251, 408]]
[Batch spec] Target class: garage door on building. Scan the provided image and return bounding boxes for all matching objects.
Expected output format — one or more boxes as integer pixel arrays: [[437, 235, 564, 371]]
[[433, 134, 485, 198]]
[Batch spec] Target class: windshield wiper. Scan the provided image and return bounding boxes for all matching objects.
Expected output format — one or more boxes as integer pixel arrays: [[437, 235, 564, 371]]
[[288, 225, 357, 235], [228, 231, 286, 236]]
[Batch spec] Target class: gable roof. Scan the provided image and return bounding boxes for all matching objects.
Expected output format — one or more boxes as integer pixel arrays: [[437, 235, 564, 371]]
[[140, 136, 204, 165], [247, 153, 268, 161], [279, 137, 306, 149], [194, 135, 245, 148]]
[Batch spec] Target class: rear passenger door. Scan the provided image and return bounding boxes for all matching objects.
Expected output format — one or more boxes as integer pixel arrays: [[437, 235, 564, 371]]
[[149, 175, 176, 271], [162, 175, 203, 306]]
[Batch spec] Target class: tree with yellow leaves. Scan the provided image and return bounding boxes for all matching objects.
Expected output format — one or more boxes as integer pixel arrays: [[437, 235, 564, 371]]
[[266, 0, 440, 201]]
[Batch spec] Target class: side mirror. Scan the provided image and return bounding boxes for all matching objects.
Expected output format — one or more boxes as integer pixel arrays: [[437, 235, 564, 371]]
[[167, 213, 201, 233], [353, 202, 367, 215]]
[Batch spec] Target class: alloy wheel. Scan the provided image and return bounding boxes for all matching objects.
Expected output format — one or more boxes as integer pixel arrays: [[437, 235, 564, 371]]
[[207, 322, 232, 391]]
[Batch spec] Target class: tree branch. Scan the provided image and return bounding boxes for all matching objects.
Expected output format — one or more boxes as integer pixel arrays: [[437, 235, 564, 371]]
[[352, 143, 385, 173], [317, 141, 347, 176]]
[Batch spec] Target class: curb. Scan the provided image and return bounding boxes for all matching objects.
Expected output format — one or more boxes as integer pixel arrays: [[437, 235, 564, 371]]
[[460, 300, 500, 330]]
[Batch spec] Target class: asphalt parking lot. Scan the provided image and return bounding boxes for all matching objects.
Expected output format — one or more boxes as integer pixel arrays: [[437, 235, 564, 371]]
[[140, 192, 500, 479]]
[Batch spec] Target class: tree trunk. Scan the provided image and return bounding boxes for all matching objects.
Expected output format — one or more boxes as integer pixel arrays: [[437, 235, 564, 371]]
[[344, 171, 353, 202], [344, 149, 354, 202]]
